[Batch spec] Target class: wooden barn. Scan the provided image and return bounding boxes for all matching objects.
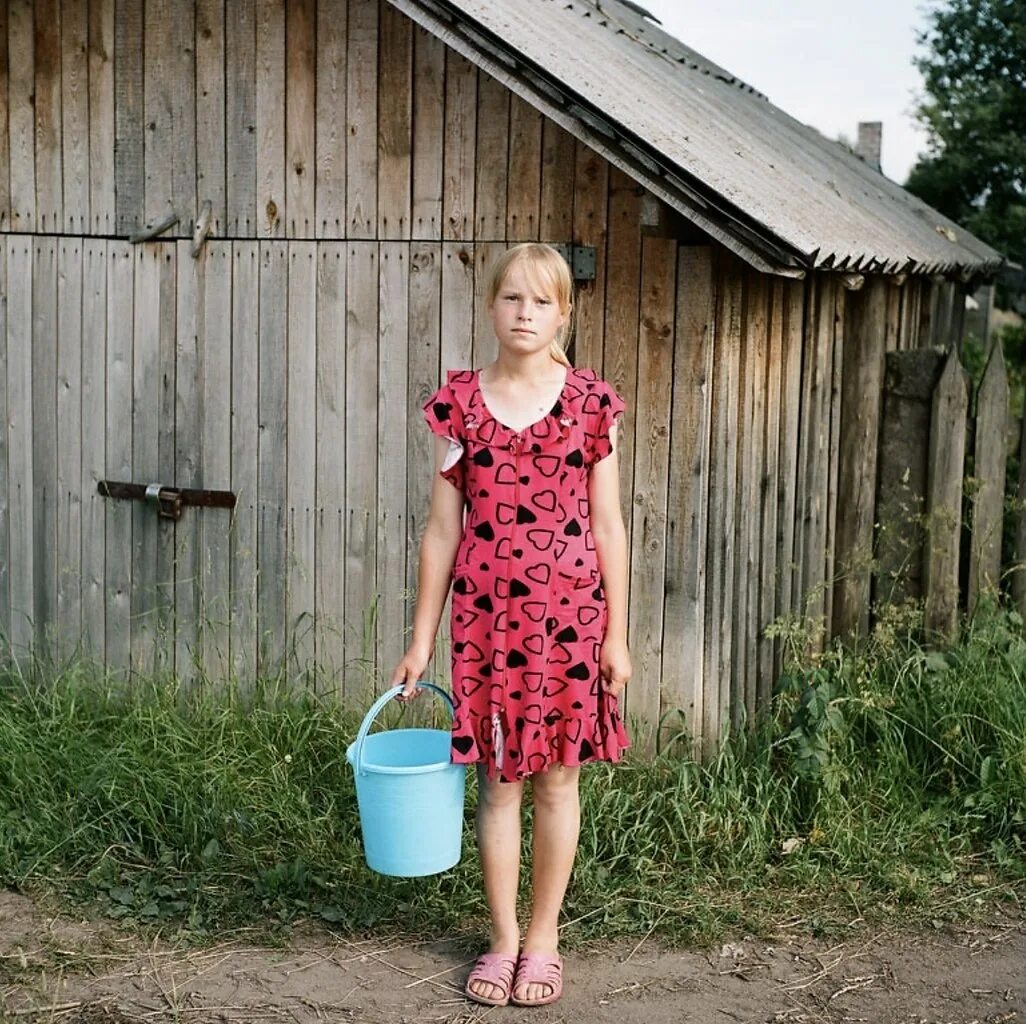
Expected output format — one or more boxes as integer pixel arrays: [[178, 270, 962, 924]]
[[0, 0, 1005, 752]]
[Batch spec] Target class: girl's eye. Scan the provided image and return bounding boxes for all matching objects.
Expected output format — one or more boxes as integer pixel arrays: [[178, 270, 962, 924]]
[[537, 298, 551, 306]]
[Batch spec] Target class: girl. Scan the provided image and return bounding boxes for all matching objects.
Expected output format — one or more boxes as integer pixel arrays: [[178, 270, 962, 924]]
[[389, 242, 631, 1008]]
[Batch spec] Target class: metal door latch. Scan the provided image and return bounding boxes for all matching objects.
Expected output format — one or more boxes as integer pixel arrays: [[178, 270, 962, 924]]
[[98, 480, 237, 521]]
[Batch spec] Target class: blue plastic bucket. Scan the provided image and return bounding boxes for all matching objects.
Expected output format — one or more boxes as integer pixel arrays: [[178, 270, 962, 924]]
[[346, 682, 465, 877]]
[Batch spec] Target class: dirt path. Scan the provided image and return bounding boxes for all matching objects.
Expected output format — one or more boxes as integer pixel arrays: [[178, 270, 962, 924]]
[[2, 890, 1023, 1023]]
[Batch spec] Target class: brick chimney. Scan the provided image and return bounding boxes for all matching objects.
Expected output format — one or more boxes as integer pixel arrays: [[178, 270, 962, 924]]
[[856, 122, 882, 172]]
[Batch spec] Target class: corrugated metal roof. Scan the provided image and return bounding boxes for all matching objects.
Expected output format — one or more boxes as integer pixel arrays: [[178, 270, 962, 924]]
[[389, 0, 1004, 278]]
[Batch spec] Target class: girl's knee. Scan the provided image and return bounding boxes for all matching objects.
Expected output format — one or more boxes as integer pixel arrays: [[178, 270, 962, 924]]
[[531, 764, 580, 806], [477, 768, 524, 809]]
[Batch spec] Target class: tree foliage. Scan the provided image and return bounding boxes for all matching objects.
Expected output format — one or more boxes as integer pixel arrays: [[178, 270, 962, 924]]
[[905, 0, 1026, 268]]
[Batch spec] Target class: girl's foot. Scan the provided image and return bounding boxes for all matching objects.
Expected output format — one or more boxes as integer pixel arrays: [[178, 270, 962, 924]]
[[466, 932, 520, 1004], [514, 931, 562, 1005], [511, 951, 564, 1007], [465, 952, 517, 1007]]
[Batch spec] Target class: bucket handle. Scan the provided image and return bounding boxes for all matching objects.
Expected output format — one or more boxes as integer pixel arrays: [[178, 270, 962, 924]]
[[352, 682, 455, 776]]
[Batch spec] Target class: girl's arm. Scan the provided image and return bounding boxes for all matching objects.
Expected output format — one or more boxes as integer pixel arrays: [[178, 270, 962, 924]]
[[588, 425, 632, 695], [392, 435, 465, 699]]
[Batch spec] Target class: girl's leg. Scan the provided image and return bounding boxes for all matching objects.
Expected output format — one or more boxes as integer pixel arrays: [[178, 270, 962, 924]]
[[468, 765, 524, 1002], [517, 764, 581, 1003]]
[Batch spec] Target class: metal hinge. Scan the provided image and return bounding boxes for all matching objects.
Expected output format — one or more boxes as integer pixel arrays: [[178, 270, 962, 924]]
[[550, 244, 597, 282]]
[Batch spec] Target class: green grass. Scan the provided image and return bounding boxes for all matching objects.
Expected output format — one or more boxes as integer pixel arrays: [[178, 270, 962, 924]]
[[2, 597, 1025, 947]]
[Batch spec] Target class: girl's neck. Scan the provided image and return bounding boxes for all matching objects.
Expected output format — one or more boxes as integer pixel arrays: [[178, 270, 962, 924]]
[[485, 352, 565, 384]]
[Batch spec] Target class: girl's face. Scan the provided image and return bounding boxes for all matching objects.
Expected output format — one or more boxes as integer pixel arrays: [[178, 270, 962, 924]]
[[489, 262, 568, 357]]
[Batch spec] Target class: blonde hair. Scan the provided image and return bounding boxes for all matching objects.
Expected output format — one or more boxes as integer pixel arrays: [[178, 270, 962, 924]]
[[485, 243, 574, 367]]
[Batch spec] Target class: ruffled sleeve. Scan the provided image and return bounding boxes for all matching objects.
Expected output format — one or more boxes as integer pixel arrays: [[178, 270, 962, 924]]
[[422, 382, 466, 490], [587, 380, 627, 466]]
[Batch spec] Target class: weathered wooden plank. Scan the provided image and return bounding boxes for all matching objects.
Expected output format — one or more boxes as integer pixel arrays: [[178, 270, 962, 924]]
[[473, 241, 504, 366], [0, 2, 10, 231], [0, 243, 9, 646], [226, 0, 257, 235], [924, 347, 969, 639], [130, 244, 176, 676], [757, 278, 784, 706], [603, 168, 641, 567], [967, 342, 1009, 613], [257, 242, 288, 672], [81, 241, 107, 659], [440, 242, 475, 371], [774, 280, 804, 678], [411, 26, 444, 240], [105, 242, 133, 673], [345, 242, 379, 700], [744, 273, 769, 722], [661, 246, 712, 755], [797, 276, 833, 651], [255, 0, 285, 236], [314, 0, 346, 239], [377, 243, 411, 682], [8, 0, 35, 231], [704, 252, 741, 754], [174, 242, 232, 684], [286, 0, 316, 235], [832, 278, 886, 643], [900, 278, 921, 352], [174, 240, 203, 684], [314, 242, 346, 684], [196, 0, 227, 237], [406, 242, 444, 684], [570, 140, 608, 372], [287, 241, 318, 679], [473, 72, 510, 240], [823, 282, 844, 639], [157, 246, 178, 673], [874, 349, 944, 608], [6, 239, 34, 655], [199, 243, 233, 681], [950, 286, 967, 353], [934, 280, 955, 351], [143, 1, 176, 229], [346, 0, 378, 237], [378, 3, 412, 240], [88, 0, 115, 234], [918, 278, 939, 349], [539, 118, 575, 244], [34, 0, 62, 232], [230, 242, 260, 684], [628, 236, 675, 751], [170, 1, 196, 233], [32, 241, 58, 653], [883, 278, 901, 354], [56, 240, 83, 662], [61, 0, 89, 233], [730, 272, 756, 726], [442, 51, 476, 241], [506, 92, 543, 241], [406, 241, 442, 580]]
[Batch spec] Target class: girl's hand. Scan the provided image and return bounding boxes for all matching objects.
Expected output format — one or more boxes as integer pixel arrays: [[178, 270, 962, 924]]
[[599, 638, 631, 698], [391, 641, 434, 703]]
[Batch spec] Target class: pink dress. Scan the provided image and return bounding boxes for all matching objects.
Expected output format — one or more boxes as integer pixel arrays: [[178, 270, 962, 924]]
[[422, 366, 631, 783]]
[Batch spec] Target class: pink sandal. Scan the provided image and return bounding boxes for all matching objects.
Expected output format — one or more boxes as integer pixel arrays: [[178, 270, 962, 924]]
[[464, 952, 518, 1007], [511, 951, 564, 1007]]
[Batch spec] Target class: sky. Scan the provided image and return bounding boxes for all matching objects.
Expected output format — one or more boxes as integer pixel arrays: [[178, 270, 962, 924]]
[[639, 0, 935, 185]]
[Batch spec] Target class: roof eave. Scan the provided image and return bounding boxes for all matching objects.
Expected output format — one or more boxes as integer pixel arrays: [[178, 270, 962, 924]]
[[387, 0, 810, 278]]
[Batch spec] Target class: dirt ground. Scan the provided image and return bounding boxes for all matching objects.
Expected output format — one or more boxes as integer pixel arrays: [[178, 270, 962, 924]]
[[1, 889, 1024, 1024]]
